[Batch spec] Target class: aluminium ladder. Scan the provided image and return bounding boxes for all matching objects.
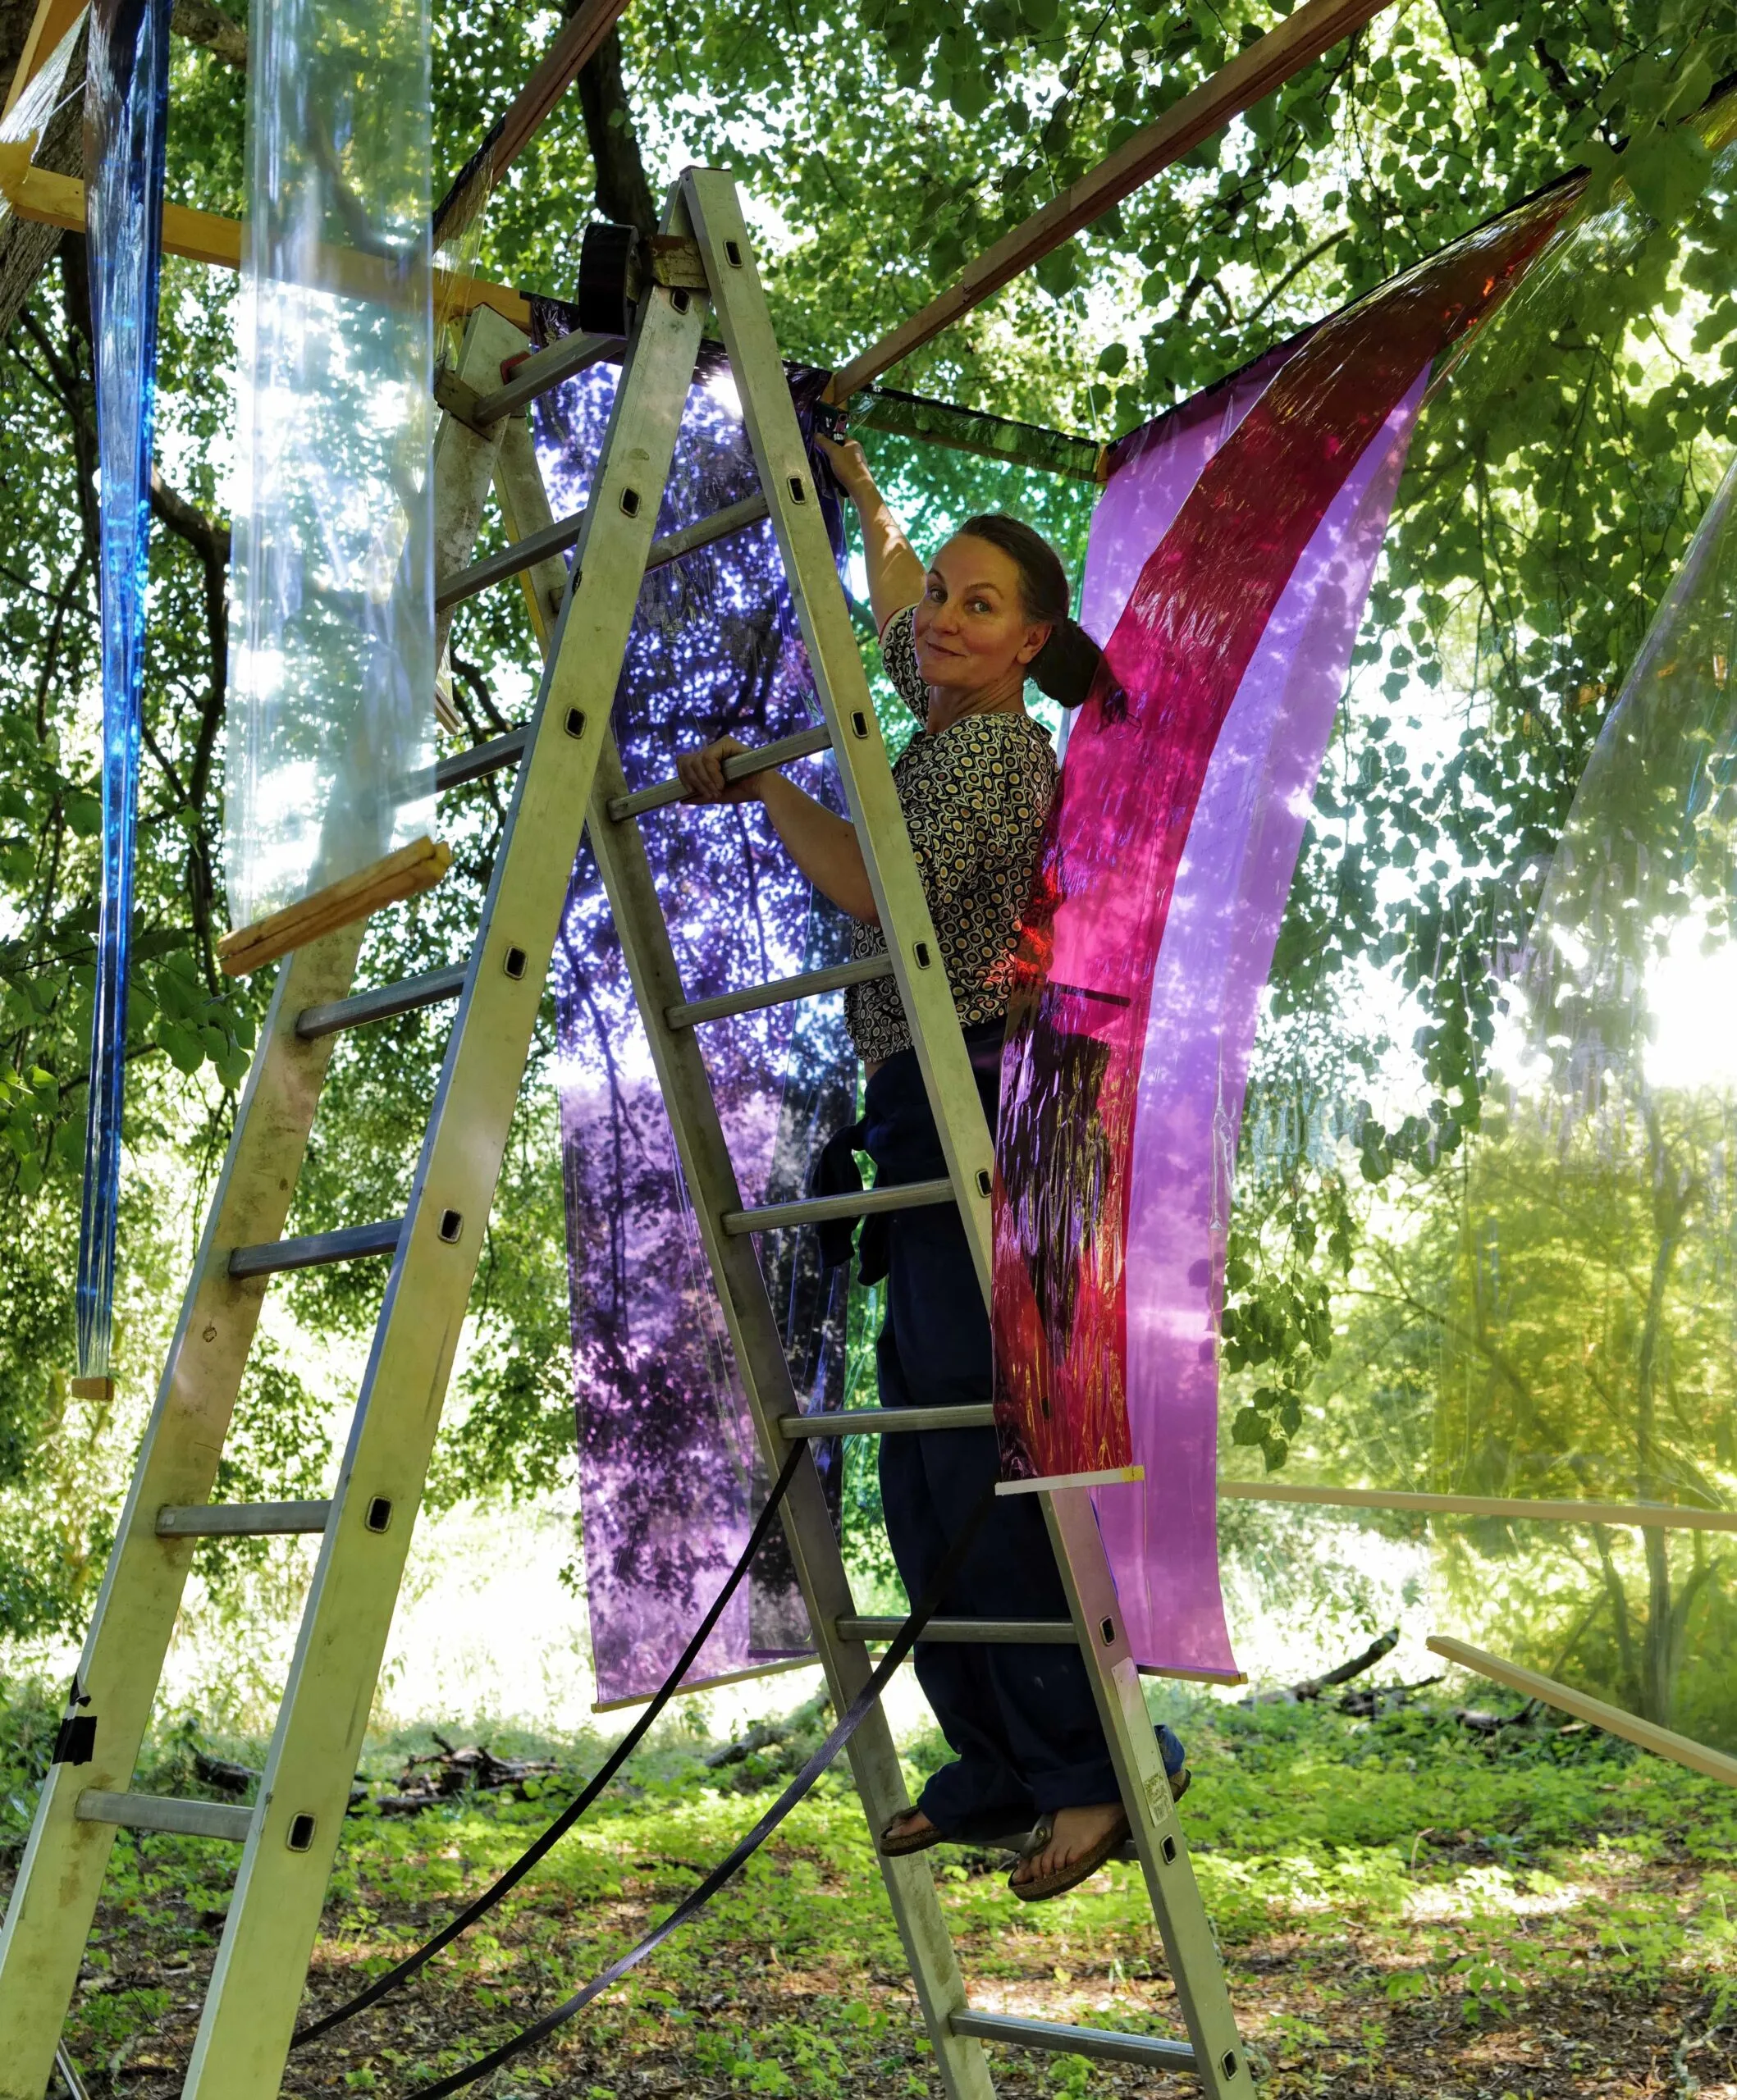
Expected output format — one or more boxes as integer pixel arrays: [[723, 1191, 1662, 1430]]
[[0, 167, 1251, 2100]]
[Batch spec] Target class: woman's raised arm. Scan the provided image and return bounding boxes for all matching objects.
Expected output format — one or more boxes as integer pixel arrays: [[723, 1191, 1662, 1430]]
[[816, 434, 927, 633]]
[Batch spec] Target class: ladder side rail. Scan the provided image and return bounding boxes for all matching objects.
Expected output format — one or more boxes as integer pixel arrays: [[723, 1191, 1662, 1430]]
[[0, 928, 367, 2100], [490, 397, 993, 2100], [1040, 1488, 1252, 2098], [177, 255, 709, 2100], [432, 307, 533, 671], [680, 168, 998, 1299], [585, 730, 994, 2100]]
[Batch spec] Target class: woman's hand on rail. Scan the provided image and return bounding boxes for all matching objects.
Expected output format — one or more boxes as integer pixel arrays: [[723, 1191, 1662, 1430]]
[[676, 735, 763, 805]]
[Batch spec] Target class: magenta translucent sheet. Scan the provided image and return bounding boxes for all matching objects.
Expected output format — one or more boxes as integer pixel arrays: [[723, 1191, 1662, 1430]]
[[992, 202, 1568, 1671], [535, 350, 847, 1707]]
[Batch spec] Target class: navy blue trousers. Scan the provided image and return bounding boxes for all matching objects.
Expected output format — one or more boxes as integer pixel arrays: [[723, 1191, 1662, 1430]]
[[863, 1040, 1120, 1836]]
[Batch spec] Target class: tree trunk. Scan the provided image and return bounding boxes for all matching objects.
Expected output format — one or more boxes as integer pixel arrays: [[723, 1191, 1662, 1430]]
[[573, 21, 656, 235]]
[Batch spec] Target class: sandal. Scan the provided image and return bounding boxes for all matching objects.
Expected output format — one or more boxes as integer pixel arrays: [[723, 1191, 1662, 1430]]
[[878, 1808, 943, 1857], [1008, 1808, 1131, 1904]]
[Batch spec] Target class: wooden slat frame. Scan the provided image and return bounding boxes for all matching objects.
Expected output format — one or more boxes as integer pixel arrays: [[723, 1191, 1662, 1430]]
[[828, 0, 1401, 400], [1428, 1637, 1737, 1787]]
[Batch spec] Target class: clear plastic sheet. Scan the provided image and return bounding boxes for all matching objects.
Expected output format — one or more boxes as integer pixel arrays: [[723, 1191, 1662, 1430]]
[[1433, 440, 1737, 1532], [536, 350, 850, 1707], [223, 0, 434, 933], [75, 0, 171, 1385], [991, 201, 1567, 1677]]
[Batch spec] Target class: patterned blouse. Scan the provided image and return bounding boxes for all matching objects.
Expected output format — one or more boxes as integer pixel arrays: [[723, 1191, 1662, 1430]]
[[845, 602, 1058, 1062]]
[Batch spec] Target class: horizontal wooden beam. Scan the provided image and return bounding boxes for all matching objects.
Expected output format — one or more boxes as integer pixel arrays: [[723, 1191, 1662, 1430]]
[[0, 162, 532, 326], [1219, 1479, 1737, 1534], [1428, 1637, 1737, 1788], [828, 0, 1401, 400]]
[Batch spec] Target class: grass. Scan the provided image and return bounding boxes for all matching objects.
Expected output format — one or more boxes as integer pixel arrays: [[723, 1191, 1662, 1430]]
[[4, 1680, 1736, 2096]]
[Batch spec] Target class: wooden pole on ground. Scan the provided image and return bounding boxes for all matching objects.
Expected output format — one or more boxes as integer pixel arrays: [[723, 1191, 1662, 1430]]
[[827, 0, 1401, 401]]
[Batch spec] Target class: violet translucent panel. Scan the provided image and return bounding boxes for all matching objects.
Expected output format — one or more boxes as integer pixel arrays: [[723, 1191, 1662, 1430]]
[[536, 354, 848, 1707], [224, 0, 434, 933], [75, 0, 171, 1384], [992, 202, 1567, 1517], [1102, 376, 1427, 1678]]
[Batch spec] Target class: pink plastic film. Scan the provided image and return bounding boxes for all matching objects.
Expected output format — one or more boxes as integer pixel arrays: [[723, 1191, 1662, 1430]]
[[992, 202, 1567, 1669]]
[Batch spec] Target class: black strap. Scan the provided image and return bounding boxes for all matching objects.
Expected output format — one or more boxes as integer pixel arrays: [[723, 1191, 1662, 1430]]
[[293, 1438, 811, 2048], [403, 1478, 997, 2099]]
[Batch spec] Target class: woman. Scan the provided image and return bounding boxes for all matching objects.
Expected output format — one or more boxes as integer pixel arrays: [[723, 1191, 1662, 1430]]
[[676, 436, 1185, 1902]]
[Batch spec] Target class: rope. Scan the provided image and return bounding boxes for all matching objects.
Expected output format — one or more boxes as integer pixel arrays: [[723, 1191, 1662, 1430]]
[[293, 1438, 810, 2048], [401, 1480, 997, 2099]]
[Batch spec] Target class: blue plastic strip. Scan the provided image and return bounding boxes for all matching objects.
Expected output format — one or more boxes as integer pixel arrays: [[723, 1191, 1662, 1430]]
[[76, 0, 173, 1383]]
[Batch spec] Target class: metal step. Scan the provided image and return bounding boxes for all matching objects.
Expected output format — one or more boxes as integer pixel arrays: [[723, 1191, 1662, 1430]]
[[950, 2010, 1199, 2072], [779, 1404, 995, 1436], [607, 723, 832, 821], [75, 1791, 254, 1843], [435, 489, 770, 616], [722, 1178, 953, 1235], [436, 726, 529, 792], [839, 1616, 1076, 1646], [668, 955, 892, 1029], [155, 1501, 331, 1538], [296, 964, 468, 1043], [227, 1219, 403, 1281], [471, 328, 619, 425]]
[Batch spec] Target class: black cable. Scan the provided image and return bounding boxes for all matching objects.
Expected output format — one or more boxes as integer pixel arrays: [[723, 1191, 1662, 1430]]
[[293, 1437, 810, 2048], [403, 1480, 998, 2100]]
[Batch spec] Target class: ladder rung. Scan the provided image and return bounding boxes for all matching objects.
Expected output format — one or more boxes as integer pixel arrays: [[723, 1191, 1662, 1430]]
[[723, 1178, 953, 1235], [645, 491, 769, 573], [75, 1790, 254, 1843], [607, 723, 832, 822], [470, 328, 620, 425], [433, 489, 771, 617], [668, 955, 892, 1029], [155, 1500, 331, 1537], [437, 508, 583, 613], [295, 964, 468, 1042], [839, 1616, 1077, 1646], [950, 2011, 1197, 2071], [779, 1404, 995, 1436], [436, 726, 529, 792], [228, 1219, 402, 1281]]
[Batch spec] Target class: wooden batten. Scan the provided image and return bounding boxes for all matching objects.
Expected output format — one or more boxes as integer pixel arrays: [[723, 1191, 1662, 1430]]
[[217, 836, 451, 979], [1428, 1637, 1737, 1788], [1219, 1477, 1737, 1534], [70, 1376, 116, 1403]]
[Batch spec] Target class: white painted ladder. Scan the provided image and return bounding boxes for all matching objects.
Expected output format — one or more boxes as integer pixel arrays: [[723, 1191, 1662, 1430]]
[[0, 167, 1250, 2100]]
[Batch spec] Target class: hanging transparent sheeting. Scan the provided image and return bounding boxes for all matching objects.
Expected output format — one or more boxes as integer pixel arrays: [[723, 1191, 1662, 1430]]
[[222, 0, 436, 966], [75, 0, 172, 1390]]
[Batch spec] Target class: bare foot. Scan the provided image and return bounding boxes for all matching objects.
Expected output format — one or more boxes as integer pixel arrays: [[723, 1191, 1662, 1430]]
[[880, 1806, 939, 1851], [1009, 1802, 1127, 1890]]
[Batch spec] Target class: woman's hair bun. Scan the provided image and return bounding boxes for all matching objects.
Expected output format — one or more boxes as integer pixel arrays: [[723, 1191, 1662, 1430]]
[[1029, 616, 1104, 710]]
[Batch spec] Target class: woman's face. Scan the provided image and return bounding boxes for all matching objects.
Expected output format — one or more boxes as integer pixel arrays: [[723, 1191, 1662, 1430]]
[[912, 534, 1052, 696]]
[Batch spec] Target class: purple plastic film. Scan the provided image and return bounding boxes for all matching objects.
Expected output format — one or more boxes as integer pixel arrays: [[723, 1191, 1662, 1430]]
[[76, 0, 172, 1383], [1088, 372, 1427, 1678], [536, 356, 848, 1707]]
